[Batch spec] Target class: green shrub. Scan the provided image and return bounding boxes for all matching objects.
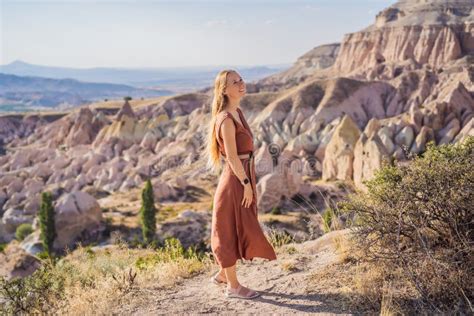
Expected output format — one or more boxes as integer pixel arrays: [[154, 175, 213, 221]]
[[271, 206, 282, 215], [285, 246, 298, 255], [340, 136, 474, 313], [134, 237, 203, 270], [267, 228, 294, 248], [15, 223, 34, 241], [322, 208, 335, 233], [0, 263, 66, 314]]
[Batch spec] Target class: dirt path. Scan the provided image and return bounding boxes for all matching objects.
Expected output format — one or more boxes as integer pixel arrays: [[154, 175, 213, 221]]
[[114, 230, 356, 315]]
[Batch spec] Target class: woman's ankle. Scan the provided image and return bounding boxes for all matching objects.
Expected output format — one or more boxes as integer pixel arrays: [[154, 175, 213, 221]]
[[227, 282, 240, 290]]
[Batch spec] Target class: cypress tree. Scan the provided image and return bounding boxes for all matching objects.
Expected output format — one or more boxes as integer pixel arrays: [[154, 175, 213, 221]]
[[38, 191, 56, 256], [140, 179, 157, 245]]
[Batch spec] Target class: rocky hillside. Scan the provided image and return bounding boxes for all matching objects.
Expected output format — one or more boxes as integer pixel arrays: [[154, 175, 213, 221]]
[[0, 0, 473, 281], [332, 0, 474, 79], [256, 43, 341, 90]]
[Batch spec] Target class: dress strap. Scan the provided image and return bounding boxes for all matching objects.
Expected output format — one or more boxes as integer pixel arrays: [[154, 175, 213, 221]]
[[215, 111, 242, 140]]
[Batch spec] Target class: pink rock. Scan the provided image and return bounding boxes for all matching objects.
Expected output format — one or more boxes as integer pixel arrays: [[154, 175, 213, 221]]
[[53, 190, 103, 250], [322, 115, 361, 181]]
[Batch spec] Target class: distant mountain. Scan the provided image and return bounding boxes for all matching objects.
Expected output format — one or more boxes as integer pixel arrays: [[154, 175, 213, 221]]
[[0, 73, 173, 113], [0, 60, 290, 92]]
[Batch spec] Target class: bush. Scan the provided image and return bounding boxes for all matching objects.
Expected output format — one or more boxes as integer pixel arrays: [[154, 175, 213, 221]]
[[322, 208, 334, 233], [134, 237, 204, 270], [0, 263, 66, 314], [15, 223, 34, 241], [340, 136, 474, 313], [266, 227, 295, 248], [271, 206, 282, 215]]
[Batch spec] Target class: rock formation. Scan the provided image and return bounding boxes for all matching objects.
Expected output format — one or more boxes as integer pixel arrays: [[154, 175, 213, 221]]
[[322, 115, 361, 181], [257, 43, 341, 90], [332, 0, 473, 79], [353, 119, 391, 190]]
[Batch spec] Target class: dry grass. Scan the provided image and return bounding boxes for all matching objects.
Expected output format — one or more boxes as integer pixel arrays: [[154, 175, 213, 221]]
[[332, 233, 354, 264], [264, 225, 296, 248], [4, 238, 214, 315], [280, 260, 299, 272], [308, 260, 417, 314], [307, 233, 418, 314]]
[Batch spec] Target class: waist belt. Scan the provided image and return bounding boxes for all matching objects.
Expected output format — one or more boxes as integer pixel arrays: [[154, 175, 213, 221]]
[[221, 151, 253, 160], [237, 152, 253, 159]]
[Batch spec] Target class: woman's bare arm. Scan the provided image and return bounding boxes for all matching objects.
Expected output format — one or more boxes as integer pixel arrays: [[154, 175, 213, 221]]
[[220, 118, 248, 184]]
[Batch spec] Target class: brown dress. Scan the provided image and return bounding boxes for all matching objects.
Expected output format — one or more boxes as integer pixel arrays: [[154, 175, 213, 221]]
[[211, 107, 277, 268]]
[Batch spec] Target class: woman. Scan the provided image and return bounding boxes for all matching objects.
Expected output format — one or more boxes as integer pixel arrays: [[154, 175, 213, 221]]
[[204, 69, 277, 299]]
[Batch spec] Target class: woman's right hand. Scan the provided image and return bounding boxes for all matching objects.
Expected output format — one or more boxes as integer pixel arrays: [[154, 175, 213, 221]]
[[242, 183, 253, 208]]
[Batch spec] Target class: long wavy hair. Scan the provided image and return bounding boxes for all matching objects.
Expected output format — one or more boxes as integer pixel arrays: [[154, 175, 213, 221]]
[[203, 69, 236, 174]]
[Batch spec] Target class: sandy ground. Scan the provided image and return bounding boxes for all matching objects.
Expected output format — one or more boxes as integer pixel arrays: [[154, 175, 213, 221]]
[[112, 230, 356, 315]]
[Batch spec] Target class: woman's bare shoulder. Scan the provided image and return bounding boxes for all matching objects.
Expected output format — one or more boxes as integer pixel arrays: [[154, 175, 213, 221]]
[[216, 111, 230, 126], [216, 112, 235, 138]]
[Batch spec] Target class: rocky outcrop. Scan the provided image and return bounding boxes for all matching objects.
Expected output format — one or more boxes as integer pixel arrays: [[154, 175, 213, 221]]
[[53, 190, 104, 250], [64, 107, 106, 147], [116, 99, 135, 120], [2, 108, 108, 150], [256, 159, 303, 213], [454, 117, 474, 142], [248, 57, 472, 193], [1, 208, 34, 242], [0, 113, 64, 146], [257, 43, 341, 90], [8, 190, 105, 255], [0, 243, 42, 280], [353, 119, 391, 191], [135, 93, 209, 120], [93, 101, 168, 147], [333, 0, 473, 79], [411, 126, 436, 153], [322, 115, 361, 181]]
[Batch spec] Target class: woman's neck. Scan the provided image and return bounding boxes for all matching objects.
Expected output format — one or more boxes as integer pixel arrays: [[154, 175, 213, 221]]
[[226, 98, 240, 112]]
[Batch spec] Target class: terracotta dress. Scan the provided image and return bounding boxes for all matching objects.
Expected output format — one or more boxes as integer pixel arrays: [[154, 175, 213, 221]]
[[211, 107, 277, 269]]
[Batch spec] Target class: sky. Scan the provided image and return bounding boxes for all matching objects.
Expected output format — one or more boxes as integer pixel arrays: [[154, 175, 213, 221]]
[[1, 0, 396, 69]]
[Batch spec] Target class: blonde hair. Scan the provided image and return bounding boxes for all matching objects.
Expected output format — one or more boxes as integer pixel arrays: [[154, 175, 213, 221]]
[[203, 69, 236, 174]]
